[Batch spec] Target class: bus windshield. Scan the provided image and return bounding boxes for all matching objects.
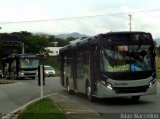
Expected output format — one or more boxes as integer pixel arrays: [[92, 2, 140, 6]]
[[100, 45, 154, 72], [20, 58, 39, 69]]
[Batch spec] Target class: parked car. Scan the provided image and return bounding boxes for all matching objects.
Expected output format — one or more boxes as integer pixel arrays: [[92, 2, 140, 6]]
[[44, 65, 56, 77]]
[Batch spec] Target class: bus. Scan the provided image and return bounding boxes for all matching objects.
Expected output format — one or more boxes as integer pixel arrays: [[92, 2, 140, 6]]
[[2, 54, 39, 79], [59, 31, 156, 101]]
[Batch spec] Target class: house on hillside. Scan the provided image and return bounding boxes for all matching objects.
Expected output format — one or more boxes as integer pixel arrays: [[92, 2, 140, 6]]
[[45, 47, 62, 56]]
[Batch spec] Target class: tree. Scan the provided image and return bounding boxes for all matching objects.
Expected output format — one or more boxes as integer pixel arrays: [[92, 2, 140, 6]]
[[48, 35, 56, 42], [25, 35, 50, 54], [0, 31, 77, 58]]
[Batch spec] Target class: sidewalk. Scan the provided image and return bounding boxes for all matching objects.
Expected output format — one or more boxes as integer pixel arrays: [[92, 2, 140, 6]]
[[50, 93, 103, 119], [0, 79, 16, 84]]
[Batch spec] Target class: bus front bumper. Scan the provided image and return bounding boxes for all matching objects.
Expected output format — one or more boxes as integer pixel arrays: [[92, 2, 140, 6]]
[[18, 71, 37, 79], [96, 81, 157, 98]]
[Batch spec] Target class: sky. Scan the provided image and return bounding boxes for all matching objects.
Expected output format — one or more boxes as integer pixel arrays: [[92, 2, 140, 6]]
[[0, 0, 160, 38]]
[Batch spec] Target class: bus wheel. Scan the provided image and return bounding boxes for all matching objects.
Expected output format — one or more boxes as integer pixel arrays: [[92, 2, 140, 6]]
[[6, 76, 11, 80], [131, 96, 140, 101], [67, 80, 73, 94], [86, 83, 95, 101]]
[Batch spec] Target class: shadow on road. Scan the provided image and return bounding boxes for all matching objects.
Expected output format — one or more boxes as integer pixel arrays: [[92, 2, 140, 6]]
[[61, 90, 155, 106], [96, 97, 154, 106]]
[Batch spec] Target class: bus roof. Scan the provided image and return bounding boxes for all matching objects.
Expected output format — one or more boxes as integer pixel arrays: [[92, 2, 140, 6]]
[[59, 31, 152, 53], [2, 53, 37, 61]]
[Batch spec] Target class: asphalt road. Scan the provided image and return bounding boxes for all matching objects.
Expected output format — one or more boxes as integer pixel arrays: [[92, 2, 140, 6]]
[[0, 77, 62, 113], [62, 84, 160, 113], [0, 77, 160, 119]]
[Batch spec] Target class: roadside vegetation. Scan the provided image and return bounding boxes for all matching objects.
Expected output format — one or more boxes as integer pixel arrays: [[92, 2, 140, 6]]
[[18, 98, 68, 119], [156, 57, 160, 79]]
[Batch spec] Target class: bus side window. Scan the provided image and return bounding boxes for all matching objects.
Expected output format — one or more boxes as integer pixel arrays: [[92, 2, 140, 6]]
[[77, 52, 84, 79], [64, 55, 72, 66], [83, 51, 89, 65]]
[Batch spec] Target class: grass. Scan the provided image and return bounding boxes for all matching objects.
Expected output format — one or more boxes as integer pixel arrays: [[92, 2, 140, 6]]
[[156, 68, 160, 80], [18, 98, 68, 119], [156, 57, 160, 80]]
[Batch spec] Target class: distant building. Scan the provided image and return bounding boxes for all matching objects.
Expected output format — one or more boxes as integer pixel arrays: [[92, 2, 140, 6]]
[[45, 47, 62, 56]]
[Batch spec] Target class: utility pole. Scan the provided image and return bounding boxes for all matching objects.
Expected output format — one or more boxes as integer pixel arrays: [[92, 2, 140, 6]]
[[128, 14, 132, 31]]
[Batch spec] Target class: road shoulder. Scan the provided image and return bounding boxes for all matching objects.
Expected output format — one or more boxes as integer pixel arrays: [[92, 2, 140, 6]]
[[50, 93, 103, 119]]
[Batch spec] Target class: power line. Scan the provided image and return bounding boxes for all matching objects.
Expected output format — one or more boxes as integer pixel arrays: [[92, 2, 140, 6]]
[[128, 8, 160, 14], [0, 8, 160, 25], [0, 13, 126, 24]]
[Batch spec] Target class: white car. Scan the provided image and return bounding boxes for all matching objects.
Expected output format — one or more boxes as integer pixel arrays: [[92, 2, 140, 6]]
[[44, 65, 56, 77]]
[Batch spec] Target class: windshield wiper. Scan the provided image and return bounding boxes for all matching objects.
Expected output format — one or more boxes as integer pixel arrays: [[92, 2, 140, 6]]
[[102, 48, 115, 67]]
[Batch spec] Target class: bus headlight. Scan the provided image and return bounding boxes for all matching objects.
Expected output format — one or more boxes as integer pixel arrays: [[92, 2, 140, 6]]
[[149, 81, 154, 88], [106, 83, 113, 90], [100, 81, 113, 90], [19, 71, 24, 76], [149, 79, 156, 88]]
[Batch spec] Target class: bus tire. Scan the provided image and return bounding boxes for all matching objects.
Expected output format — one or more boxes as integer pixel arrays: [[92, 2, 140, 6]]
[[86, 82, 95, 102], [67, 79, 74, 94], [6, 76, 11, 80], [131, 96, 140, 101]]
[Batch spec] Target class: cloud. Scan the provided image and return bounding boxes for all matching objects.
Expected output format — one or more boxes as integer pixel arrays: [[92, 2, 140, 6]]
[[0, 0, 160, 38]]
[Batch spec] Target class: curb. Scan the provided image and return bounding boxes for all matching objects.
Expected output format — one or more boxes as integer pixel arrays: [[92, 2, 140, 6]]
[[0, 79, 16, 85]]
